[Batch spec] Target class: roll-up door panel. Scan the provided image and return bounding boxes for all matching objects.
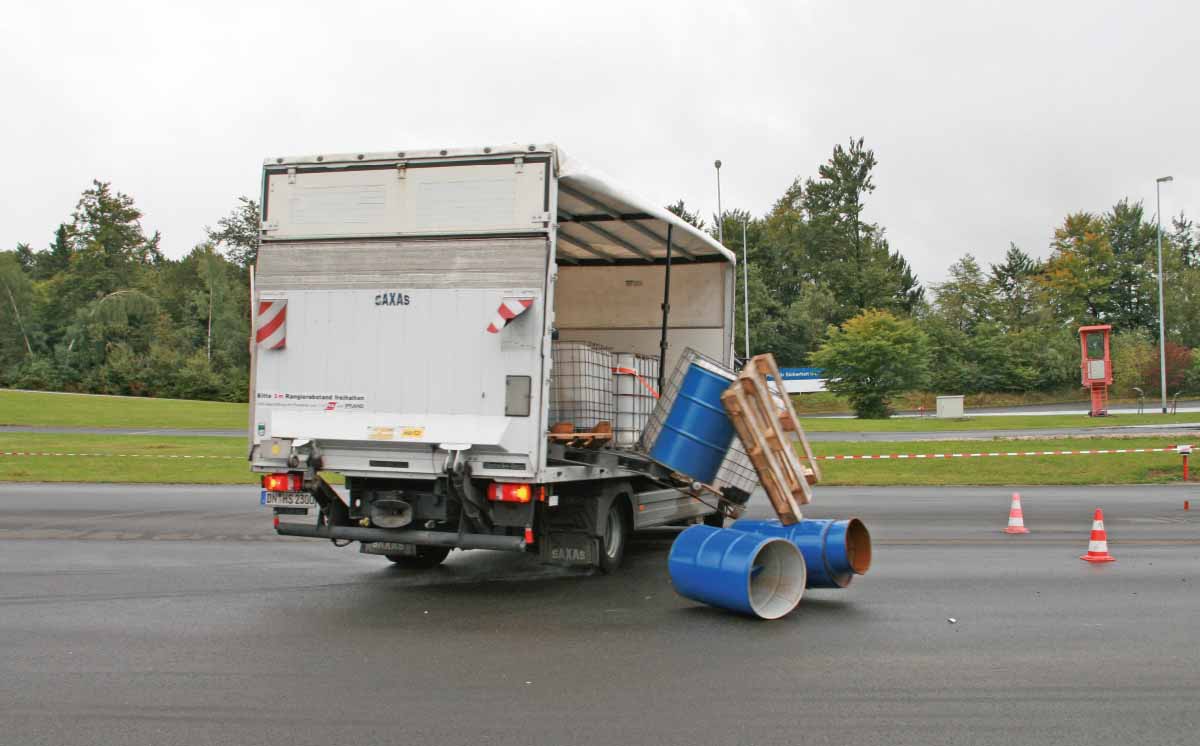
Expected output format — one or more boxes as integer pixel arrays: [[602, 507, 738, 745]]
[[263, 161, 547, 239], [257, 238, 548, 291]]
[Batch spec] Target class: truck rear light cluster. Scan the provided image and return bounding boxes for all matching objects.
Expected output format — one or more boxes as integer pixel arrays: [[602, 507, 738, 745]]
[[262, 473, 303, 492], [487, 483, 542, 503]]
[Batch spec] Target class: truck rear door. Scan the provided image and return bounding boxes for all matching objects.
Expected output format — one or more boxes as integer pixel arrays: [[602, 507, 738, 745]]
[[252, 153, 552, 477]]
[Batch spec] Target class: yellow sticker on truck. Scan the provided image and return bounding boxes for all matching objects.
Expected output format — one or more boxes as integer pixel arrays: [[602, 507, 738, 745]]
[[399, 427, 425, 439], [367, 426, 394, 441]]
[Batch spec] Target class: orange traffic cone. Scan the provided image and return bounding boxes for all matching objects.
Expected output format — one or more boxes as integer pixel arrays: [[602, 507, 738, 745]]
[[1080, 508, 1115, 563], [1004, 492, 1029, 534]]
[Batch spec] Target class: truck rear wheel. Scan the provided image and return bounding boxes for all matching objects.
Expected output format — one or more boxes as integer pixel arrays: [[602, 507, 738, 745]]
[[598, 499, 630, 574], [386, 546, 451, 569]]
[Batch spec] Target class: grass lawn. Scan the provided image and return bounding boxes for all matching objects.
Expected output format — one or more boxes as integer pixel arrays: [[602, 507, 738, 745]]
[[0, 433, 351, 486], [789, 389, 1185, 415], [0, 433, 253, 484], [798, 412, 1200, 433], [0, 389, 247, 430], [810, 437, 1195, 486], [1, 430, 1195, 487]]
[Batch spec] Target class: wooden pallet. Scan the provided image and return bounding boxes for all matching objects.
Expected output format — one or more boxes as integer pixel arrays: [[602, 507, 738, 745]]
[[720, 354, 821, 525], [546, 421, 612, 449]]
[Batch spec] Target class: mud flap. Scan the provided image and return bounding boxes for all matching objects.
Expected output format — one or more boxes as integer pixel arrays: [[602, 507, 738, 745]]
[[540, 532, 599, 567]]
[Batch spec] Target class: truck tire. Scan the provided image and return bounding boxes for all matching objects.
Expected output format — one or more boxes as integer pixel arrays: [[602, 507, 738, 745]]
[[386, 546, 451, 569], [598, 498, 630, 574]]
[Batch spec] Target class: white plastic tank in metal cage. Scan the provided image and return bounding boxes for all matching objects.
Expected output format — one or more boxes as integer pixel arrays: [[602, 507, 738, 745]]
[[549, 341, 615, 432], [614, 352, 660, 448]]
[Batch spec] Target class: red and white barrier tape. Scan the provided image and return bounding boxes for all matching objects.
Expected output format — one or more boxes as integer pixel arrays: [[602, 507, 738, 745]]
[[822, 446, 1191, 461]]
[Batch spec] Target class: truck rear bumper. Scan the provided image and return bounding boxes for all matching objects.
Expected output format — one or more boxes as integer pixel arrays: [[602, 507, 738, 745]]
[[274, 521, 525, 552]]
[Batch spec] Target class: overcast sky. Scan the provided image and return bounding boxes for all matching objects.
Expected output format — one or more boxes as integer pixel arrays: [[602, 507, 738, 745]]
[[3, 0, 1196, 284]]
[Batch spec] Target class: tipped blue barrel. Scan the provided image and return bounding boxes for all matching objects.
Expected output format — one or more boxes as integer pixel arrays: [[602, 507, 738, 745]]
[[668, 524, 806, 619], [731, 518, 872, 589], [649, 363, 736, 484]]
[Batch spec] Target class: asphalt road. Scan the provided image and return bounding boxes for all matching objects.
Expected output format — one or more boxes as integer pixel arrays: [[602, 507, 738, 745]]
[[2, 483, 1198, 746]]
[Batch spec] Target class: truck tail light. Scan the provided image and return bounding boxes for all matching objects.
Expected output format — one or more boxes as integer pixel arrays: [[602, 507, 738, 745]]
[[487, 483, 540, 503], [262, 473, 303, 492]]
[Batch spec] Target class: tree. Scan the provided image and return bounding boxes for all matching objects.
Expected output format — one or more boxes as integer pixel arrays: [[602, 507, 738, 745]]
[[932, 254, 991, 333], [989, 244, 1042, 330], [810, 310, 930, 418], [206, 197, 260, 269], [71, 180, 163, 265], [1141, 342, 1193, 396], [1165, 263, 1200, 348], [766, 137, 924, 324], [1171, 213, 1198, 267], [1103, 199, 1157, 332], [0, 252, 34, 362], [1039, 212, 1115, 323]]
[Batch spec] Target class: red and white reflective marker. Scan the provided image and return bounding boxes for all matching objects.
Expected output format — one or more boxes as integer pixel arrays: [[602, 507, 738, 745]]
[[486, 297, 533, 334], [257, 300, 287, 350]]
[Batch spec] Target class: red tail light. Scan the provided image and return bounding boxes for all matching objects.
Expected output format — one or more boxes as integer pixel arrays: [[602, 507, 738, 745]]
[[262, 473, 302, 492], [487, 483, 538, 503]]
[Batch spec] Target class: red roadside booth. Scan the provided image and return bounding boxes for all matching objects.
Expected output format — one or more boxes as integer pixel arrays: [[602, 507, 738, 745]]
[[1079, 324, 1112, 416]]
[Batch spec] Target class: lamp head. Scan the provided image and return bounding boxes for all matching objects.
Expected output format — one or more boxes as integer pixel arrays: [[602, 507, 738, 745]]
[[714, 160, 722, 170], [1157, 176, 1174, 183]]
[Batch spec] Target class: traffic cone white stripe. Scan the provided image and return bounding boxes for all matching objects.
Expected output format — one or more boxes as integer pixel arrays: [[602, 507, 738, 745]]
[[1081, 508, 1115, 562], [1004, 492, 1029, 534]]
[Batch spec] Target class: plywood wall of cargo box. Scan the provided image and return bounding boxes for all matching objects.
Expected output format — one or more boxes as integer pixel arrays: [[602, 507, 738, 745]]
[[554, 263, 732, 368]]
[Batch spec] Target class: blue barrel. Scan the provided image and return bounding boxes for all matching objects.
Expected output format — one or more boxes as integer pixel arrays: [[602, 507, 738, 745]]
[[668, 525, 806, 619], [731, 518, 872, 589], [649, 363, 736, 484]]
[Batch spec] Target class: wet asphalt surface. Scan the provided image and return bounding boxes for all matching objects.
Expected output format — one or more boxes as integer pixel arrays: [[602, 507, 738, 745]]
[[2, 483, 1198, 745]]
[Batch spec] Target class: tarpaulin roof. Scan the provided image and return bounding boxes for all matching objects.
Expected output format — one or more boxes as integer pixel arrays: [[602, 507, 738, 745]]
[[556, 147, 736, 266]]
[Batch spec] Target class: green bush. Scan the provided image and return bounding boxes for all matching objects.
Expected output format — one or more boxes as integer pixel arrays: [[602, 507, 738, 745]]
[[810, 310, 930, 418], [6, 356, 67, 391]]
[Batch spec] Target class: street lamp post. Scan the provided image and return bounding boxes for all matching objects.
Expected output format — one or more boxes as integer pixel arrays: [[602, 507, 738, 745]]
[[714, 160, 723, 244], [742, 219, 750, 359], [1156, 175, 1174, 414]]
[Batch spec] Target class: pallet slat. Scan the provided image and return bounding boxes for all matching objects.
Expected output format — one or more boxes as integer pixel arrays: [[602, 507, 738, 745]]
[[721, 385, 800, 523], [720, 353, 821, 525], [756, 353, 822, 483]]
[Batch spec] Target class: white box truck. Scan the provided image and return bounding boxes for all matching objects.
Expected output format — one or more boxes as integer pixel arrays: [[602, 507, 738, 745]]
[[252, 143, 748, 570]]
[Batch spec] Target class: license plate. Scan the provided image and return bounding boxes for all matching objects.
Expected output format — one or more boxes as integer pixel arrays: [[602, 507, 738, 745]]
[[261, 489, 315, 507]]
